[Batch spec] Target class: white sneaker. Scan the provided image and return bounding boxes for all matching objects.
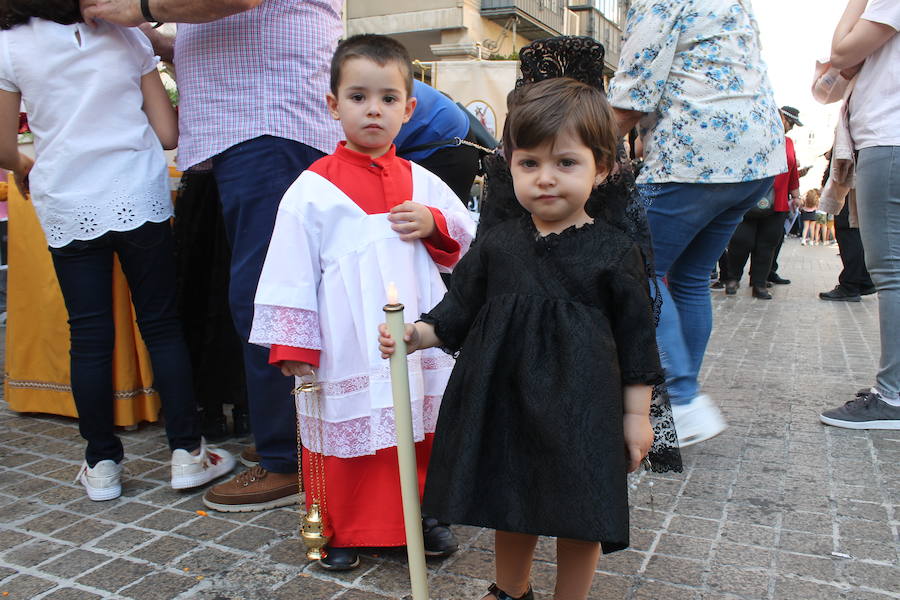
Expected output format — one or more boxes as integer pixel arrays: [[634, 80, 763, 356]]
[[671, 394, 727, 447], [171, 442, 236, 490], [75, 460, 122, 501]]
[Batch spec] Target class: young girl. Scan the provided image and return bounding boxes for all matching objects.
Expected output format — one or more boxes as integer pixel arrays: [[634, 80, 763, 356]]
[[380, 78, 664, 600], [800, 189, 820, 245], [0, 1, 234, 500]]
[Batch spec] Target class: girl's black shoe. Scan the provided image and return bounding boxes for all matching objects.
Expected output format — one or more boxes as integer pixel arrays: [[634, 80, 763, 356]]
[[231, 406, 251, 436], [318, 546, 360, 571], [486, 583, 534, 600], [752, 285, 772, 300], [200, 410, 229, 443], [422, 517, 458, 557]]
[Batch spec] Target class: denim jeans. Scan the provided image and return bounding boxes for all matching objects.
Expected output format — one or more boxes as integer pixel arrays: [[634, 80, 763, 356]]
[[212, 135, 326, 473], [855, 146, 900, 401], [49, 221, 200, 466], [641, 178, 775, 405]]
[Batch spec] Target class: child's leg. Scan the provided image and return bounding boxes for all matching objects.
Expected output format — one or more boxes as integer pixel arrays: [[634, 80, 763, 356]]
[[488, 530, 539, 599], [49, 236, 121, 466], [115, 221, 201, 453], [554, 538, 602, 600], [801, 220, 811, 243]]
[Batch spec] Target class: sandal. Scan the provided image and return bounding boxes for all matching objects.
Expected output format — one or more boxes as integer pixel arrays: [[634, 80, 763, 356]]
[[485, 583, 534, 600]]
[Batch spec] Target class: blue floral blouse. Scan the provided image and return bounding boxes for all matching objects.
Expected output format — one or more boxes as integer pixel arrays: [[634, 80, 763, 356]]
[[608, 0, 786, 184]]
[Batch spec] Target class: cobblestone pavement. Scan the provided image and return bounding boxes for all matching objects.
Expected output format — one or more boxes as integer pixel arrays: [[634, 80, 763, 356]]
[[1, 237, 898, 600]]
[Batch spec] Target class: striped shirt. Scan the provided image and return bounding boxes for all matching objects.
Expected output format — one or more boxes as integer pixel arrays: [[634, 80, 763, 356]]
[[174, 0, 344, 170]]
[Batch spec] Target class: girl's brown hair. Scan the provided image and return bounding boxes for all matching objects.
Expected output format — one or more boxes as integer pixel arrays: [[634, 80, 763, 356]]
[[803, 189, 820, 210], [502, 77, 617, 172], [1, 0, 81, 30]]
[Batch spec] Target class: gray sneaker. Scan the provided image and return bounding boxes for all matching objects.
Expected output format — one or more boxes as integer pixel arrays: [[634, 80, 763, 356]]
[[820, 389, 900, 430]]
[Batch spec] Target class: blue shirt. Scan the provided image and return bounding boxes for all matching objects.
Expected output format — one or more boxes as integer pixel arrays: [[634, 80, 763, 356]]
[[608, 0, 786, 184], [395, 80, 470, 162]]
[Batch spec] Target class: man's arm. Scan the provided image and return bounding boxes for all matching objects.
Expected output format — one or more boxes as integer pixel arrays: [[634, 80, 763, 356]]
[[81, 0, 263, 27]]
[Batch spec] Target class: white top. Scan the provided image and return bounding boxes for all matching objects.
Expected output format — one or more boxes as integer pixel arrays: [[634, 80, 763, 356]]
[[608, 0, 786, 184], [0, 20, 172, 247], [249, 163, 476, 458], [849, 0, 900, 150]]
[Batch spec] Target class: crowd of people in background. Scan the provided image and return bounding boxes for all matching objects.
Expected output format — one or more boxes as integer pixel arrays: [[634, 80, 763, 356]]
[[0, 0, 899, 598]]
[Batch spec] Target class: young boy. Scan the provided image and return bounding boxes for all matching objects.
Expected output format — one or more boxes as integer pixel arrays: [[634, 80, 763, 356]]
[[244, 34, 475, 570]]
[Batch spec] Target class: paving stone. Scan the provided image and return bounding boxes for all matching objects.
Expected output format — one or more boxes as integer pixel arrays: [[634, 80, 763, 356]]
[[707, 565, 770, 598], [52, 519, 116, 545], [120, 571, 200, 600], [0, 529, 30, 550], [713, 542, 773, 569], [98, 501, 159, 523], [776, 552, 838, 582], [641, 555, 706, 587], [773, 576, 847, 600], [272, 575, 346, 600], [135, 508, 196, 532], [633, 580, 700, 600], [217, 524, 278, 552], [41, 548, 110, 578], [129, 535, 196, 565], [41, 588, 104, 600], [595, 549, 646, 576], [0, 573, 56, 598], [666, 515, 720, 540], [843, 561, 900, 592], [35, 485, 85, 506], [175, 547, 244, 575], [91, 527, 155, 553], [172, 514, 237, 541], [21, 510, 82, 534], [75, 557, 153, 592], [3, 539, 70, 568], [250, 508, 301, 531], [0, 566, 16, 581]]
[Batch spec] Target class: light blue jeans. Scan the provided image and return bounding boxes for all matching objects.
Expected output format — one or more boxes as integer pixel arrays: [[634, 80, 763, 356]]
[[855, 146, 900, 401], [641, 178, 775, 405]]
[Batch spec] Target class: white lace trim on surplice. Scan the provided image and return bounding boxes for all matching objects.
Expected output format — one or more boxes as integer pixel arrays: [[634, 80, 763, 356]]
[[249, 304, 322, 350]]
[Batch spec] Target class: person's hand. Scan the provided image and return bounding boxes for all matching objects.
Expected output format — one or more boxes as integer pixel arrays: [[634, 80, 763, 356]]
[[378, 322, 420, 357], [280, 360, 314, 378], [840, 62, 863, 80], [388, 201, 436, 241], [833, 158, 854, 184], [13, 153, 34, 195], [80, 0, 144, 27], [623, 413, 653, 473]]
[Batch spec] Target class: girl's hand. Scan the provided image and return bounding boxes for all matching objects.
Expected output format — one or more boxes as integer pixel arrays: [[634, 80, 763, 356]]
[[13, 152, 33, 195], [378, 322, 420, 357], [388, 201, 435, 241], [623, 414, 653, 473], [280, 360, 314, 378]]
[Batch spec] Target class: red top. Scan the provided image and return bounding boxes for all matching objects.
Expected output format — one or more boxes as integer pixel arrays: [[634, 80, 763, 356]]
[[773, 137, 799, 212], [269, 142, 460, 368]]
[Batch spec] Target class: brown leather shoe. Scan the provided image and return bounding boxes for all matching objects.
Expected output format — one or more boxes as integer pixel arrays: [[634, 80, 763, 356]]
[[239, 446, 260, 467], [202, 466, 301, 512]]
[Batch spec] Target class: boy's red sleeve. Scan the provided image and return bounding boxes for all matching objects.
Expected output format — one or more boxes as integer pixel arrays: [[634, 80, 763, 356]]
[[422, 207, 461, 267], [269, 344, 320, 368]]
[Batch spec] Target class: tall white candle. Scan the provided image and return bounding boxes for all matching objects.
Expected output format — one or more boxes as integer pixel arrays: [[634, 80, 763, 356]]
[[384, 282, 430, 600]]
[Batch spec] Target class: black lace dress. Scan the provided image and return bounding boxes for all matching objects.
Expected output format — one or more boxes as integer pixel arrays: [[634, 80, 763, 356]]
[[420, 216, 664, 552]]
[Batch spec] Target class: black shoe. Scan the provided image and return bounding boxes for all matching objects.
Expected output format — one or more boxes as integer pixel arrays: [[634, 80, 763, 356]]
[[766, 281, 774, 288], [752, 285, 772, 300], [768, 273, 791, 285], [422, 517, 458, 557], [724, 280, 739, 295], [819, 285, 861, 302], [318, 546, 360, 571], [860, 284, 877, 296], [232, 406, 251, 436], [200, 410, 229, 443], [710, 280, 725, 290], [487, 583, 535, 600]]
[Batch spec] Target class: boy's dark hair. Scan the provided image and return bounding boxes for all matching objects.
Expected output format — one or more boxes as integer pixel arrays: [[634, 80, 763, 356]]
[[502, 77, 617, 172], [1, 0, 81, 30], [330, 34, 413, 96]]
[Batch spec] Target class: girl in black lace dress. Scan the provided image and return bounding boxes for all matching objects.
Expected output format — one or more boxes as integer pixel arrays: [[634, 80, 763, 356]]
[[379, 79, 663, 600]]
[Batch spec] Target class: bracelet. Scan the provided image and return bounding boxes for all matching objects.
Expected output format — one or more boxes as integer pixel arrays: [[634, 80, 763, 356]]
[[140, 0, 156, 23]]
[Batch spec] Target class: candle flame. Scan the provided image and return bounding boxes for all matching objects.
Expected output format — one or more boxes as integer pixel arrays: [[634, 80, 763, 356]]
[[387, 281, 399, 305]]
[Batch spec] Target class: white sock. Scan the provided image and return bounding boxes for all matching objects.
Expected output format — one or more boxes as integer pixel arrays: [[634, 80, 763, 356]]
[[874, 387, 900, 406]]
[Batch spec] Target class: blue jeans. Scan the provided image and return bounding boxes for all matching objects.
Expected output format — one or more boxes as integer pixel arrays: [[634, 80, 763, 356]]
[[212, 135, 326, 473], [50, 221, 200, 466], [856, 146, 900, 401], [641, 178, 774, 405]]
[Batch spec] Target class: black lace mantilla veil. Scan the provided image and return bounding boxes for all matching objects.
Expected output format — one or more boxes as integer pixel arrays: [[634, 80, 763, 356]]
[[477, 36, 682, 473]]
